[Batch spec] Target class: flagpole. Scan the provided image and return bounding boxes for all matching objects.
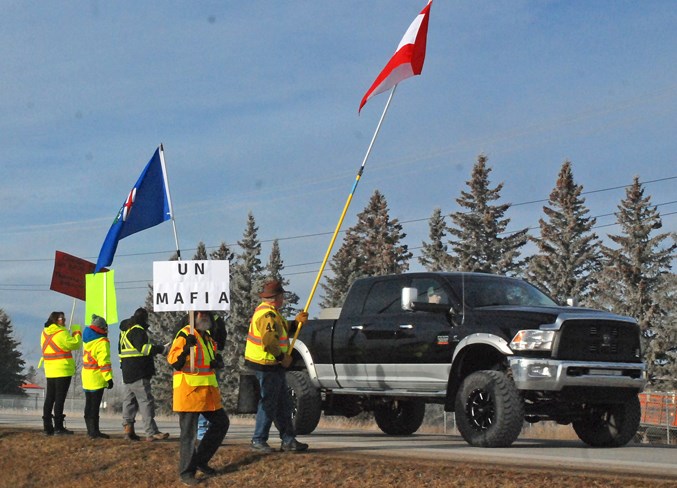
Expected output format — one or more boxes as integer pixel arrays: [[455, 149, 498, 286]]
[[159, 144, 182, 261], [289, 85, 398, 352]]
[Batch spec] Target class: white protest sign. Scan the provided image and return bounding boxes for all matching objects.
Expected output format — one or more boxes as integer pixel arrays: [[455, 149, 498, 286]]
[[153, 260, 230, 312]]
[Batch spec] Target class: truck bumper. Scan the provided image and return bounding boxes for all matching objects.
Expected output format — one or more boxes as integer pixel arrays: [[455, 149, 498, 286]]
[[509, 357, 647, 391]]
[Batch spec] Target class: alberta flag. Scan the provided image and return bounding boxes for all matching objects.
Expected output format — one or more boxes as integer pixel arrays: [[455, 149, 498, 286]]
[[95, 146, 172, 272]]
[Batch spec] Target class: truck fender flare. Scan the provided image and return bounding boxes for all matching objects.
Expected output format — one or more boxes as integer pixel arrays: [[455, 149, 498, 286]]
[[291, 339, 321, 388], [445, 333, 514, 411], [451, 333, 513, 365]]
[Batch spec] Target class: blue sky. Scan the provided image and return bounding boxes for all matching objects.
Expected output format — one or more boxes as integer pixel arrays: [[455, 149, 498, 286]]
[[1, 1, 675, 367]]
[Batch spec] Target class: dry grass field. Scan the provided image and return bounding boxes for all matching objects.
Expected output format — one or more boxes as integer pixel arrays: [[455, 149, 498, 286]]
[[1, 426, 674, 488]]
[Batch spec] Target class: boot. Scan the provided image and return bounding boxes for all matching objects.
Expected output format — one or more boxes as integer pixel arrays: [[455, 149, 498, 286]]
[[54, 415, 74, 435], [42, 415, 54, 436], [93, 417, 110, 439], [85, 417, 96, 438], [123, 422, 141, 441]]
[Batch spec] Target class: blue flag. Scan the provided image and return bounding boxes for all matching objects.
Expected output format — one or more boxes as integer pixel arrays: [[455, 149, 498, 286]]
[[95, 147, 172, 272]]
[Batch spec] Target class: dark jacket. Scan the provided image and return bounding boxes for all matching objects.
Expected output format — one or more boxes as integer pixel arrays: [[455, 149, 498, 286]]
[[118, 317, 164, 384]]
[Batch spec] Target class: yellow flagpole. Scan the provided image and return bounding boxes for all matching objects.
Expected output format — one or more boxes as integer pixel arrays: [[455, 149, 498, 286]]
[[288, 85, 398, 352]]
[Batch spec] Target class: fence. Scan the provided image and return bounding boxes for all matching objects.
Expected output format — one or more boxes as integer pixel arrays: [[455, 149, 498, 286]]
[[637, 391, 677, 444]]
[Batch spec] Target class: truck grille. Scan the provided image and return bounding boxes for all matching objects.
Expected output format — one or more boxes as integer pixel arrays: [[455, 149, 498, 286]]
[[554, 319, 642, 362]]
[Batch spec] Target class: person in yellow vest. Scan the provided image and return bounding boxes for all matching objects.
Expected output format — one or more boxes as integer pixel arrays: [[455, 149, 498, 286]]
[[168, 310, 230, 486], [82, 314, 114, 439], [245, 280, 309, 453], [40, 311, 82, 436]]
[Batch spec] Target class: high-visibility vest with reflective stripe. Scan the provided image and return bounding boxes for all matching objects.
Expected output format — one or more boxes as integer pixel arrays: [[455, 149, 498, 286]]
[[40, 324, 82, 378], [172, 326, 218, 389], [82, 336, 113, 390], [244, 302, 289, 365], [119, 325, 154, 359]]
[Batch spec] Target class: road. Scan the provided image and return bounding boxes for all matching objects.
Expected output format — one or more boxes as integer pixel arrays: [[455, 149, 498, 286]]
[[2, 411, 676, 480]]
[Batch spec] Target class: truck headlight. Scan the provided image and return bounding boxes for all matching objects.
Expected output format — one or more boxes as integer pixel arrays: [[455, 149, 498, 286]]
[[510, 330, 555, 352]]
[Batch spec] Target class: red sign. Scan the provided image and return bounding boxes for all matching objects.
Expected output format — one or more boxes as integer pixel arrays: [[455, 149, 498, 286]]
[[50, 251, 106, 301]]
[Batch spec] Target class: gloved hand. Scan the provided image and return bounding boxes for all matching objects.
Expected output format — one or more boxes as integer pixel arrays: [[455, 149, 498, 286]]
[[280, 354, 293, 368], [184, 334, 197, 348], [209, 354, 225, 370], [295, 311, 309, 324], [107, 379, 114, 390]]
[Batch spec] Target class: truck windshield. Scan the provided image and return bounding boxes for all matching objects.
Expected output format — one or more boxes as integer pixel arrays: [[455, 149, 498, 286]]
[[456, 276, 558, 308]]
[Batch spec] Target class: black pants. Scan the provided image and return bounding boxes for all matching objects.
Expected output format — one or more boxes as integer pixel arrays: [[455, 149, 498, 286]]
[[43, 376, 72, 419], [178, 408, 229, 478], [84, 389, 105, 418]]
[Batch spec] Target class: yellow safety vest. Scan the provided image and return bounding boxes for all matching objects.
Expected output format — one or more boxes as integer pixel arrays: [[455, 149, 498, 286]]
[[244, 302, 289, 366], [119, 324, 154, 359], [172, 326, 218, 389], [82, 336, 113, 390], [40, 324, 82, 378]]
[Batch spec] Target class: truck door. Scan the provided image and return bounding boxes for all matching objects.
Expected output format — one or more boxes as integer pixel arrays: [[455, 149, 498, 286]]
[[390, 277, 455, 391], [332, 277, 406, 388]]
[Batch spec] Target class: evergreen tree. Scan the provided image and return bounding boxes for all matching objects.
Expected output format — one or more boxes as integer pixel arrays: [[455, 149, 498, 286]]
[[320, 230, 364, 308], [0, 309, 27, 395], [589, 177, 676, 388], [448, 154, 528, 275], [223, 212, 264, 410], [265, 239, 300, 316], [321, 190, 411, 307], [526, 161, 602, 304], [419, 207, 451, 271]]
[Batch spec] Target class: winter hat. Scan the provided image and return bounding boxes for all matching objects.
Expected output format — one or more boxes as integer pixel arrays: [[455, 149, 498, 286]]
[[91, 314, 108, 330]]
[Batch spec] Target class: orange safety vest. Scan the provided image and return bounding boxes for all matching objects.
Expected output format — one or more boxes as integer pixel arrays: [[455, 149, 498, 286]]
[[172, 326, 218, 389], [169, 326, 222, 412], [244, 302, 289, 366]]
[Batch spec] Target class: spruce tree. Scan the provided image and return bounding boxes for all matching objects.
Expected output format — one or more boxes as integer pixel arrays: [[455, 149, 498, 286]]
[[321, 190, 411, 307], [448, 154, 528, 275], [419, 207, 451, 271], [320, 230, 364, 308], [224, 212, 264, 410], [526, 161, 602, 304], [265, 239, 300, 316], [590, 177, 676, 388], [0, 310, 26, 395]]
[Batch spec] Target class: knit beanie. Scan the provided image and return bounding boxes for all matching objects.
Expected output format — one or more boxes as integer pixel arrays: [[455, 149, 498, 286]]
[[91, 314, 108, 330]]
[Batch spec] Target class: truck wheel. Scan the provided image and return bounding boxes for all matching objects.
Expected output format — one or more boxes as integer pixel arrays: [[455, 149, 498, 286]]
[[454, 370, 524, 447], [374, 399, 425, 435], [572, 396, 641, 447], [287, 370, 322, 435]]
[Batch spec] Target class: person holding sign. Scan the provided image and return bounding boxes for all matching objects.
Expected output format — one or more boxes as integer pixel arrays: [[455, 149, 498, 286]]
[[81, 314, 114, 439], [245, 280, 309, 453], [168, 310, 230, 486], [39, 311, 82, 436], [118, 307, 169, 441]]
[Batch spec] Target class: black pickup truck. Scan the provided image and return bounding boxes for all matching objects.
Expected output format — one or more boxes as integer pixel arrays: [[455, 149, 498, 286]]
[[248, 272, 647, 447]]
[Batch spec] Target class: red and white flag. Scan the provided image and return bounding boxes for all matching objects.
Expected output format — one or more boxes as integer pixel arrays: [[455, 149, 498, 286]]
[[359, 1, 432, 113]]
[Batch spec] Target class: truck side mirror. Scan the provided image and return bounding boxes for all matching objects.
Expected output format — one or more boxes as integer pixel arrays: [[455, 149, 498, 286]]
[[401, 287, 417, 311]]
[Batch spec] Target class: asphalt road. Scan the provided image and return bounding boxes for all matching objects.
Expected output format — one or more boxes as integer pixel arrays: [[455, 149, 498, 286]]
[[3, 411, 676, 480]]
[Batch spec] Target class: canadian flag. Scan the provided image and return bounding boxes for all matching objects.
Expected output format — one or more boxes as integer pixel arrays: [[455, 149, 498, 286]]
[[359, 1, 432, 113]]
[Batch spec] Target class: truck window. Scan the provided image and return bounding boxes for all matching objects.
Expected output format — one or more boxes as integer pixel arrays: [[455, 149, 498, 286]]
[[411, 278, 449, 305], [362, 279, 403, 315]]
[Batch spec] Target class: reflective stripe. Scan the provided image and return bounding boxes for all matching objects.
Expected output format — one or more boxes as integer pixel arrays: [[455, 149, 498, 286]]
[[119, 325, 151, 358], [172, 326, 218, 388], [41, 330, 73, 361]]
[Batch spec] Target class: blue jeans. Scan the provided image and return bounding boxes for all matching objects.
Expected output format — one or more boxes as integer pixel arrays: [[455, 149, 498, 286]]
[[196, 414, 209, 440], [252, 369, 295, 444]]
